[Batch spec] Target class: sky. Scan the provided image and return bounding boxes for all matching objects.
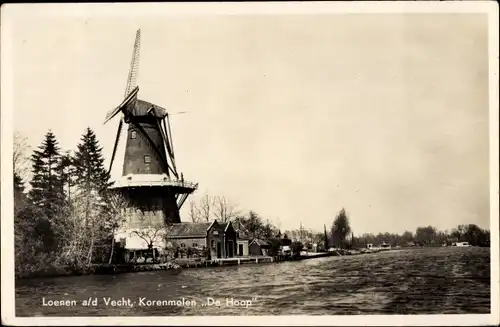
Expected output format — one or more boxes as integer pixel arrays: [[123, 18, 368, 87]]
[[5, 6, 492, 235]]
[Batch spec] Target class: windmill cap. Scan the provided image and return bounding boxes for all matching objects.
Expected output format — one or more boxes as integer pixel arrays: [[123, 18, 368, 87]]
[[131, 99, 168, 118]]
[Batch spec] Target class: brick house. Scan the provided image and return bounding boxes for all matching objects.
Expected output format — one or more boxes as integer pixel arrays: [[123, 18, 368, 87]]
[[166, 220, 237, 259], [249, 238, 270, 256], [233, 222, 251, 256]]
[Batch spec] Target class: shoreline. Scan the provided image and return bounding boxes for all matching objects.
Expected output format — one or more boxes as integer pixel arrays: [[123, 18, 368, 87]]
[[15, 246, 488, 281]]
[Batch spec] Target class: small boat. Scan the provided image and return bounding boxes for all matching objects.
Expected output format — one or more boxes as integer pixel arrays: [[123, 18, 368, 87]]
[[454, 241, 471, 247], [379, 242, 392, 251]]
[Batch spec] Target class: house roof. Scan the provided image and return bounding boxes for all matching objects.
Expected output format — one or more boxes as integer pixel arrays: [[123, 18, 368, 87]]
[[220, 222, 229, 231], [250, 238, 269, 247], [221, 222, 236, 233], [237, 232, 251, 240], [232, 221, 252, 240], [167, 222, 212, 238]]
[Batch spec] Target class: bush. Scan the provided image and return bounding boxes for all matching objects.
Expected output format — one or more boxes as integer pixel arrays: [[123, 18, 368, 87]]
[[290, 241, 304, 256]]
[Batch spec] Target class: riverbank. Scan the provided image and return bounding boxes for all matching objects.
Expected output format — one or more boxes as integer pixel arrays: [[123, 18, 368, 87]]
[[16, 246, 470, 280]]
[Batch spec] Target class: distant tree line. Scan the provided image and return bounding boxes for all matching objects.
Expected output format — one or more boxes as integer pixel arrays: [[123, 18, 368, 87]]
[[352, 224, 490, 248], [286, 208, 490, 251]]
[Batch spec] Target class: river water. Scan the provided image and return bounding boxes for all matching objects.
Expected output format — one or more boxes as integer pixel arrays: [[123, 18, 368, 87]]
[[15, 247, 490, 316]]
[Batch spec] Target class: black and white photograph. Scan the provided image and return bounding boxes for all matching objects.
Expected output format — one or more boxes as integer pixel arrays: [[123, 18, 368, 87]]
[[1, 2, 498, 326]]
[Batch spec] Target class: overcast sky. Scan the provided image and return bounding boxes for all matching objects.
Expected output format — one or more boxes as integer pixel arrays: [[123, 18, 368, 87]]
[[6, 7, 491, 235]]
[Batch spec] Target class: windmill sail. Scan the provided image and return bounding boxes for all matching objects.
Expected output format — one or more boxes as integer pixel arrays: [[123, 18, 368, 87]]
[[124, 29, 141, 98], [104, 85, 139, 124], [108, 116, 128, 184], [106, 29, 141, 181]]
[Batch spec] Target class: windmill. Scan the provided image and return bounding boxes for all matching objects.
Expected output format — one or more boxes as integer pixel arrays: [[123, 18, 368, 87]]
[[104, 29, 198, 233]]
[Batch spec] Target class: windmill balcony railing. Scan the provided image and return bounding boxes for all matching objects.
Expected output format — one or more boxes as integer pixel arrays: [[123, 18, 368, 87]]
[[111, 177, 198, 190]]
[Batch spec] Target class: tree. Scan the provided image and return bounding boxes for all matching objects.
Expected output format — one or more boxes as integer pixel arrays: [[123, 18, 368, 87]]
[[52, 128, 115, 267], [188, 199, 200, 223], [71, 128, 114, 265], [415, 226, 437, 245], [331, 208, 351, 249], [213, 196, 239, 222], [463, 224, 487, 246], [60, 151, 76, 202], [14, 172, 25, 197], [401, 231, 414, 244], [14, 165, 41, 277], [72, 128, 112, 226], [244, 211, 264, 239], [130, 217, 167, 262], [28, 130, 67, 253], [261, 219, 279, 240], [323, 224, 329, 249], [60, 193, 108, 268], [198, 194, 215, 222], [13, 131, 31, 185], [105, 193, 129, 264]]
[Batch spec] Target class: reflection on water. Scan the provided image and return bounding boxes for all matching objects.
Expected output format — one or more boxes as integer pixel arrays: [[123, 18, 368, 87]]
[[15, 247, 490, 316]]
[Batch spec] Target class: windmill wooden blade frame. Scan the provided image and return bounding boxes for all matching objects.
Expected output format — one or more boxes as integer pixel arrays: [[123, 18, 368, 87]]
[[109, 118, 124, 172], [104, 85, 140, 124], [124, 29, 141, 98]]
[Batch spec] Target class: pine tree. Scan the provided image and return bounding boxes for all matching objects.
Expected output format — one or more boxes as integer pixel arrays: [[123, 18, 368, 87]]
[[28, 130, 67, 252], [72, 128, 112, 199], [71, 127, 113, 264], [14, 171, 29, 219], [60, 150, 76, 202]]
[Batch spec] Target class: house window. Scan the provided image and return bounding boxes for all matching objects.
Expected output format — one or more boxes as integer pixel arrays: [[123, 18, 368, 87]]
[[211, 240, 215, 248], [180, 243, 185, 248], [144, 155, 151, 163], [131, 130, 137, 139], [192, 243, 198, 248]]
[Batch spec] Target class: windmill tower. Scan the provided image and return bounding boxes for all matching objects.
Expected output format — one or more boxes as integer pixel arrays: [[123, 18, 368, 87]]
[[104, 29, 198, 247]]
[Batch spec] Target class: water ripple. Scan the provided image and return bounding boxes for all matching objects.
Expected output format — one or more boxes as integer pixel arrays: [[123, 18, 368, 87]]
[[15, 247, 490, 316]]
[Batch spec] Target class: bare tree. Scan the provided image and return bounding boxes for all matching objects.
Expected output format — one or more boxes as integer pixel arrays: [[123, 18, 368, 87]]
[[129, 214, 168, 262], [60, 192, 107, 267], [198, 194, 215, 222], [213, 196, 239, 222], [106, 193, 129, 264], [13, 132, 31, 182], [188, 199, 201, 223]]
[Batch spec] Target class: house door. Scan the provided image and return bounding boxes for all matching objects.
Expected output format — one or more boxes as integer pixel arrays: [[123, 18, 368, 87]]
[[216, 242, 222, 258], [228, 242, 234, 258], [239, 244, 243, 256]]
